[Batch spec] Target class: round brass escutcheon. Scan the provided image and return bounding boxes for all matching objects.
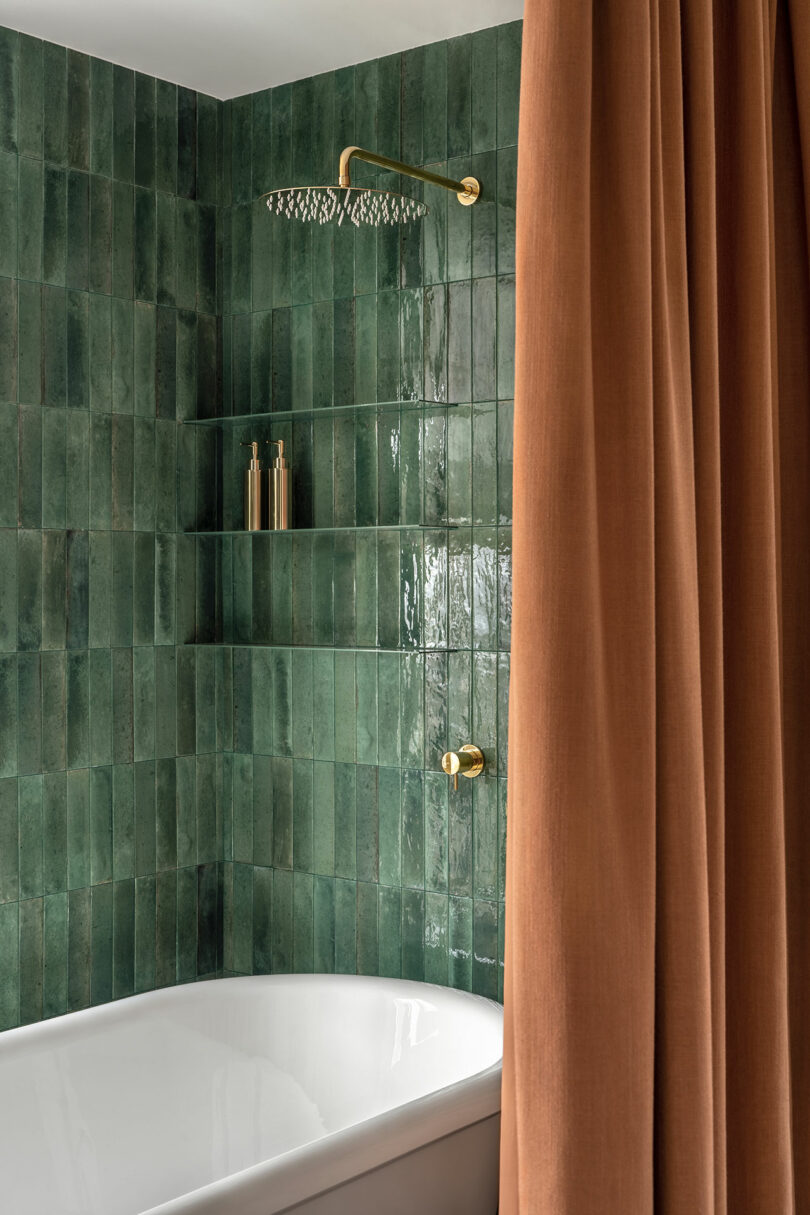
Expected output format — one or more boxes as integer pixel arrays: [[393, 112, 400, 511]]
[[457, 176, 481, 206]]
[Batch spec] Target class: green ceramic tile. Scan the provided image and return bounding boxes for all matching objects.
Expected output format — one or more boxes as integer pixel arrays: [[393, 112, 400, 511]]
[[67, 886, 90, 1011], [16, 528, 42, 651], [67, 290, 89, 406], [88, 294, 111, 411], [18, 409, 42, 528], [66, 410, 90, 528], [111, 646, 134, 763], [0, 152, 17, 280], [67, 51, 90, 171], [113, 65, 134, 182], [378, 884, 401, 978], [18, 773, 43, 899], [113, 879, 135, 998], [88, 416, 112, 528], [155, 868, 177, 985], [251, 863, 271, 972], [497, 274, 515, 398], [17, 280, 41, 406], [0, 275, 16, 402], [0, 777, 18, 901], [271, 866, 293, 973], [89, 58, 113, 176], [155, 80, 177, 194], [134, 189, 156, 302], [0, 901, 19, 1028], [313, 873, 335, 971], [19, 896, 43, 1024], [135, 874, 157, 991], [17, 157, 42, 282], [43, 891, 68, 1016], [43, 42, 67, 165], [0, 533, 16, 654], [42, 284, 67, 407], [424, 890, 449, 985], [401, 767, 424, 887], [134, 73, 156, 189], [66, 651, 90, 769], [449, 894, 472, 989], [89, 649, 113, 766], [40, 650, 67, 772], [65, 768, 90, 890], [176, 865, 197, 980], [41, 529, 66, 649], [18, 35, 43, 160], [196, 94, 218, 205], [133, 647, 156, 759], [334, 876, 356, 974], [112, 181, 134, 299], [135, 759, 156, 874]]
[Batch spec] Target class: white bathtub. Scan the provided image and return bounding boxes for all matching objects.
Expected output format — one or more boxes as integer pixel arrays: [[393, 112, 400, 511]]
[[0, 974, 503, 1214]]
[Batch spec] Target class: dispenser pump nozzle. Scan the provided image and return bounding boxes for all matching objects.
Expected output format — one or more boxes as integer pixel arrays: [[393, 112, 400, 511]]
[[240, 440, 261, 468], [268, 439, 287, 466]]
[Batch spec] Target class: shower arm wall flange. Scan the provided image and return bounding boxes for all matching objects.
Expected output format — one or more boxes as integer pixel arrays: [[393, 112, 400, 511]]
[[338, 145, 480, 206]]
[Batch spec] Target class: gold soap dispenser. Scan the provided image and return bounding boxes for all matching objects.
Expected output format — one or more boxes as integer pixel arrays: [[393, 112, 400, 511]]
[[240, 441, 263, 531], [266, 439, 291, 530]]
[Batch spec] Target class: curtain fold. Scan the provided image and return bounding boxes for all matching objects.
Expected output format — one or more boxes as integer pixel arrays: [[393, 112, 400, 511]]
[[501, 1, 810, 1210]]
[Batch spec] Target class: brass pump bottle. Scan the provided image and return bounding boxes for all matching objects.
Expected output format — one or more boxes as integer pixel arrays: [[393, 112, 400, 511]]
[[240, 441, 263, 531], [267, 439, 291, 530]]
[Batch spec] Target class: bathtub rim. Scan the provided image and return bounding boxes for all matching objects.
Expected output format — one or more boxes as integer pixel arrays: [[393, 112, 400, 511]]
[[2, 974, 503, 1215]]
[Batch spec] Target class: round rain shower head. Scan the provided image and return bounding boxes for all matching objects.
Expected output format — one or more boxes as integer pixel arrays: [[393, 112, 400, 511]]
[[264, 185, 428, 227]]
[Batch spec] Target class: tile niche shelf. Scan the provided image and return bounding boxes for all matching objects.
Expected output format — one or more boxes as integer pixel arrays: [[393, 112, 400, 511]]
[[181, 400, 460, 427], [185, 524, 458, 535]]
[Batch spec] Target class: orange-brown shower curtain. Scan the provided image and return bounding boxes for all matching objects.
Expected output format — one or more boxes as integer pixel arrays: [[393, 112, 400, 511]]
[[501, 0, 810, 1211]]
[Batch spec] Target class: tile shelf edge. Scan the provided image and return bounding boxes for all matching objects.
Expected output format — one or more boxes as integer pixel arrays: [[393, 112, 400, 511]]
[[185, 524, 460, 535], [182, 401, 463, 427], [186, 643, 460, 653]]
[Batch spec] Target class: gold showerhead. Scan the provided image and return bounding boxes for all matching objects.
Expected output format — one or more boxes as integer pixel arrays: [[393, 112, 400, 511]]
[[263, 145, 480, 229], [265, 185, 428, 227]]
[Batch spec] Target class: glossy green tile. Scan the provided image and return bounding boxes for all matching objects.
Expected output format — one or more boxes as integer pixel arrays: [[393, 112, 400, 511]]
[[18, 35, 43, 160], [43, 42, 67, 165], [0, 901, 19, 1028], [66, 651, 90, 769], [17, 280, 41, 406], [40, 650, 67, 772], [89, 58, 113, 176], [0, 29, 16, 151], [67, 50, 90, 171], [0, 777, 18, 901], [134, 73, 156, 189], [18, 773, 43, 899], [155, 80, 177, 194], [43, 892, 68, 1016], [67, 886, 90, 1011], [90, 881, 113, 1004], [17, 157, 42, 282], [42, 284, 67, 407], [0, 152, 17, 280], [41, 529, 66, 650], [67, 290, 89, 407], [449, 894, 472, 989], [135, 874, 156, 991], [0, 275, 16, 402], [19, 895, 43, 1024]]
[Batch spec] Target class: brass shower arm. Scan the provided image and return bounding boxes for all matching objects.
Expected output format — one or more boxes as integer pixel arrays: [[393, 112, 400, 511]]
[[338, 146, 480, 206]]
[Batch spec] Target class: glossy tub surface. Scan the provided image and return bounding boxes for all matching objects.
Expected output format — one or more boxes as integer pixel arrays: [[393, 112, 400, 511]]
[[0, 974, 503, 1214]]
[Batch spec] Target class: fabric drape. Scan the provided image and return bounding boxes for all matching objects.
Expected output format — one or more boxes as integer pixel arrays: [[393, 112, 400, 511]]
[[500, 0, 810, 1210]]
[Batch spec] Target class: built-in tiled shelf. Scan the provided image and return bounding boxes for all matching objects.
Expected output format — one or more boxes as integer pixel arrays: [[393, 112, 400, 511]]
[[185, 524, 458, 535], [183, 400, 460, 427], [188, 643, 459, 653]]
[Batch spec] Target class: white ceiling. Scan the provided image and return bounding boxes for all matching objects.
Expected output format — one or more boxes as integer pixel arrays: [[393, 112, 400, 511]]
[[0, 0, 523, 99]]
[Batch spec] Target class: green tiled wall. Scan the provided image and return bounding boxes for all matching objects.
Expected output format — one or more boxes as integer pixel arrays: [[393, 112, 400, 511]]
[[0, 27, 227, 1029], [217, 22, 519, 1000], [0, 18, 518, 1026]]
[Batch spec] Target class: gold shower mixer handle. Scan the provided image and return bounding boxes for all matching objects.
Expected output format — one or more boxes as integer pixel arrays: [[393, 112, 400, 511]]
[[441, 745, 485, 792]]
